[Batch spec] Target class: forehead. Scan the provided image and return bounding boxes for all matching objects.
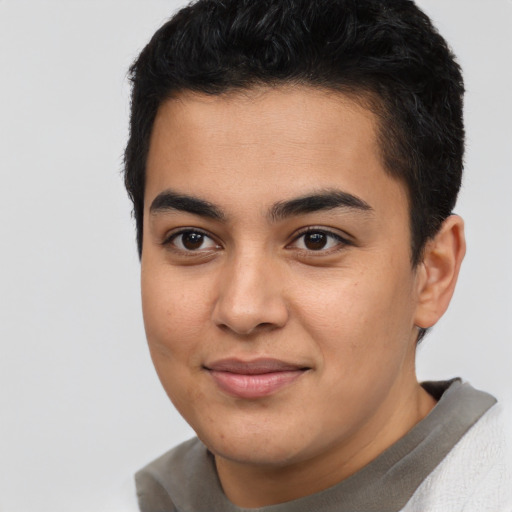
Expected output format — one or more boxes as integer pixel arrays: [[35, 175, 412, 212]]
[[145, 86, 407, 221], [148, 86, 376, 170]]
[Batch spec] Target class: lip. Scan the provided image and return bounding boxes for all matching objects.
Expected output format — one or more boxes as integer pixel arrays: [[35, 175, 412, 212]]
[[204, 358, 309, 399]]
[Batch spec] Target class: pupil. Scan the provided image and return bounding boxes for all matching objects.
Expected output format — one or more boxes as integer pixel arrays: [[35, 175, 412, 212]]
[[305, 232, 327, 250], [183, 232, 204, 250]]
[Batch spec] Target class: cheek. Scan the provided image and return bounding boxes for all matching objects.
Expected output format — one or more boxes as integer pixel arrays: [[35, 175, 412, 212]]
[[141, 268, 210, 414], [141, 267, 209, 358], [293, 266, 416, 365]]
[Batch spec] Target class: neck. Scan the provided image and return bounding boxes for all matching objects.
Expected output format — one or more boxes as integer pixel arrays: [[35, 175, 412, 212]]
[[215, 380, 436, 508]]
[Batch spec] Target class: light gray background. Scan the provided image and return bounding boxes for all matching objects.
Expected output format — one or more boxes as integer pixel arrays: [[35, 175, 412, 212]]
[[0, 1, 510, 510]]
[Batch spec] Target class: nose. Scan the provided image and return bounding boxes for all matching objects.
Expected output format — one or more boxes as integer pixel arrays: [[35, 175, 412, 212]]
[[211, 253, 289, 336]]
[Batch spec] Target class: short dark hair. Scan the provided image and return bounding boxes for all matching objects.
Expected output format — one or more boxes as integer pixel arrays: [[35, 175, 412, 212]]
[[124, 0, 464, 267]]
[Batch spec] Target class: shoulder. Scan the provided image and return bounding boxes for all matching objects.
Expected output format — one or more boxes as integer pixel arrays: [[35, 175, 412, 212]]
[[136, 437, 205, 482], [135, 437, 213, 512], [403, 402, 512, 512]]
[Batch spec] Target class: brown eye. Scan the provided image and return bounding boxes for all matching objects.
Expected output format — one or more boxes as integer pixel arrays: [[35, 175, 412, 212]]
[[182, 232, 205, 250], [290, 229, 348, 252], [303, 232, 328, 250], [168, 230, 219, 252]]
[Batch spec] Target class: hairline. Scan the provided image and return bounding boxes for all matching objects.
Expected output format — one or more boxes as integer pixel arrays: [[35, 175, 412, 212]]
[[142, 80, 422, 265]]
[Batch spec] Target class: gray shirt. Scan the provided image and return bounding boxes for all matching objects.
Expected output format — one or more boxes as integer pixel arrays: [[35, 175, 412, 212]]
[[135, 379, 496, 512]]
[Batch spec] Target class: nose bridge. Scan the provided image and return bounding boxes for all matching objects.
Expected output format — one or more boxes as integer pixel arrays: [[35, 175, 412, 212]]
[[212, 247, 288, 335]]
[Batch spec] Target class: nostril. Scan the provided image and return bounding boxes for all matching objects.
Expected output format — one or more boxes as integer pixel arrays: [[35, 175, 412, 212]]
[[256, 322, 274, 329], [215, 320, 280, 337]]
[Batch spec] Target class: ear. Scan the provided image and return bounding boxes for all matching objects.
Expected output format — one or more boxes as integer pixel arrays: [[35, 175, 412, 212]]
[[414, 215, 466, 329]]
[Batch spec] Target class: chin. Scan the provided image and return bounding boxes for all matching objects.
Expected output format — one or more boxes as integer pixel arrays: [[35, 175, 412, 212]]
[[195, 416, 320, 467], [209, 440, 303, 467]]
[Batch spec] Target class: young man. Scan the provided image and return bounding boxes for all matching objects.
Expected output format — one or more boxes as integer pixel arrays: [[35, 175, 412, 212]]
[[123, 0, 511, 510]]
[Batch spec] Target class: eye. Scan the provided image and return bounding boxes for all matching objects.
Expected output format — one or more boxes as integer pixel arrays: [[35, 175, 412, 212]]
[[290, 229, 348, 252], [165, 229, 220, 252]]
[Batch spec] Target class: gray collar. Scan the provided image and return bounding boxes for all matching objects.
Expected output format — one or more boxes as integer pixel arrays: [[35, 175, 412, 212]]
[[136, 379, 496, 512]]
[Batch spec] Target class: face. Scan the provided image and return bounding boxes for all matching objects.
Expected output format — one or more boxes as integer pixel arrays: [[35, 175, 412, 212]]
[[141, 86, 425, 470]]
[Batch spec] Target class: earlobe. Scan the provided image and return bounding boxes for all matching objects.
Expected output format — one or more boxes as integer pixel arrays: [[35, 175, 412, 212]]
[[414, 215, 466, 329]]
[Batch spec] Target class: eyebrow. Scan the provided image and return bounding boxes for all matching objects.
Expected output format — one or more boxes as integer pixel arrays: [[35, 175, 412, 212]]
[[149, 190, 226, 221], [149, 188, 373, 222], [269, 189, 373, 222]]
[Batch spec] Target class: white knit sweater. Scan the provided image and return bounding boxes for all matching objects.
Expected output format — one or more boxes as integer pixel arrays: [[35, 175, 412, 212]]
[[402, 402, 512, 512], [103, 402, 512, 512]]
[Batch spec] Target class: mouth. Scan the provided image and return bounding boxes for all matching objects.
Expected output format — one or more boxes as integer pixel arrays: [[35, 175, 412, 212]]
[[203, 358, 310, 399]]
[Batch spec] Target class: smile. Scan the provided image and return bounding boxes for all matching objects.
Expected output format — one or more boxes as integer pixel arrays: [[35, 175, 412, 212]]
[[204, 358, 309, 399]]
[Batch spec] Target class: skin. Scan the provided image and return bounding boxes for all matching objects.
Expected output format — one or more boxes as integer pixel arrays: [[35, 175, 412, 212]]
[[141, 86, 465, 507]]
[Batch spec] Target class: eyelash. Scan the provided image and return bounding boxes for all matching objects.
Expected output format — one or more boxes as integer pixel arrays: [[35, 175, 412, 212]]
[[162, 228, 220, 254], [162, 227, 351, 256], [288, 227, 351, 254]]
